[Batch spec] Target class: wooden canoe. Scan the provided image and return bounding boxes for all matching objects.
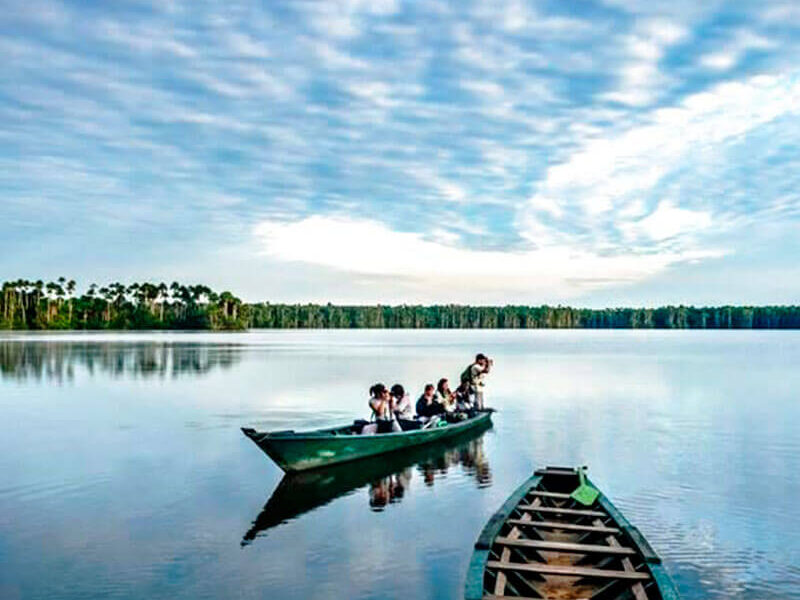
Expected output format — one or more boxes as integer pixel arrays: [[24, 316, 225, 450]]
[[242, 418, 491, 544], [242, 410, 493, 472], [465, 466, 679, 600]]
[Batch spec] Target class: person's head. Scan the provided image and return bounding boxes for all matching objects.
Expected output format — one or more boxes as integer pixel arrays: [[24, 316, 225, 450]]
[[370, 383, 388, 399], [390, 384, 405, 399], [475, 353, 488, 366], [424, 383, 435, 398], [437, 378, 450, 394]]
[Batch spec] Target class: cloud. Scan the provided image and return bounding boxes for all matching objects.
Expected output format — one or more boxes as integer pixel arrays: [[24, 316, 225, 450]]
[[603, 19, 688, 107], [3, 0, 800, 304], [253, 215, 723, 299], [524, 71, 800, 256], [631, 202, 712, 241]]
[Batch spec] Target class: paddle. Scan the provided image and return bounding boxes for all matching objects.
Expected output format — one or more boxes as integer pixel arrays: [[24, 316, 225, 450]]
[[570, 466, 599, 506]]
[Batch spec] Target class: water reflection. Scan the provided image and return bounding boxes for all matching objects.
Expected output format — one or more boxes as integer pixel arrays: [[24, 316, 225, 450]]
[[242, 421, 492, 545], [0, 340, 242, 381]]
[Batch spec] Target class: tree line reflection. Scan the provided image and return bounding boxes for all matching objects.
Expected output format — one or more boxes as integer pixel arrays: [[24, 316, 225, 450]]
[[0, 341, 242, 382]]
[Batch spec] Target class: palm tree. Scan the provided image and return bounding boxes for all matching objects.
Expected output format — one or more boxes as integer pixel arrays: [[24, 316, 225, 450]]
[[157, 283, 168, 322], [66, 280, 76, 326]]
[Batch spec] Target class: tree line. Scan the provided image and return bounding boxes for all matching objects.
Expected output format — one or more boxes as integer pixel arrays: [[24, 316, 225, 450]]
[[1, 278, 248, 330], [3, 278, 799, 330], [247, 303, 800, 329]]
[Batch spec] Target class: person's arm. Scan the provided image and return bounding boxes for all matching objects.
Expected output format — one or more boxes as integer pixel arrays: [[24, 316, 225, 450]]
[[369, 397, 384, 418]]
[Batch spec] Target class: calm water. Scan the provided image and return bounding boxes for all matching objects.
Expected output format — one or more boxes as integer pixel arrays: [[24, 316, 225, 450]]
[[0, 330, 798, 599]]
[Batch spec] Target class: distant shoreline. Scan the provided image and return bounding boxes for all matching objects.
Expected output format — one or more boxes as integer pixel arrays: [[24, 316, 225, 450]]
[[4, 278, 800, 331]]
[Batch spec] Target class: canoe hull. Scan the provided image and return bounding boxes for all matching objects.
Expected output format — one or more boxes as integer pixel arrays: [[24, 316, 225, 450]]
[[465, 466, 680, 600], [243, 410, 493, 472]]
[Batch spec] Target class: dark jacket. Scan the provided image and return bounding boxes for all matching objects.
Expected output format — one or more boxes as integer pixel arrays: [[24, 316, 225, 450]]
[[416, 394, 445, 418]]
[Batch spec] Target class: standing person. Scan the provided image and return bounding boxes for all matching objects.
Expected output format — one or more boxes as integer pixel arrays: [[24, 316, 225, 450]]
[[460, 353, 492, 410]]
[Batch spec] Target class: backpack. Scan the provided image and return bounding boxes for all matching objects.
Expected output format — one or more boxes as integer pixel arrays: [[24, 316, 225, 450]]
[[460, 364, 474, 385]]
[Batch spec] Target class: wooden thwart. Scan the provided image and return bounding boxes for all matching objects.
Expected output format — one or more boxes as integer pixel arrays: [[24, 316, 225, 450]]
[[517, 505, 607, 518], [527, 490, 571, 499], [486, 561, 651, 581], [493, 537, 636, 556], [506, 519, 620, 534]]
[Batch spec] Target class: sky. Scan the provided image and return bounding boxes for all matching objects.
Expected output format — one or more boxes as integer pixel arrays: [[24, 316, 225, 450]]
[[2, 0, 800, 306]]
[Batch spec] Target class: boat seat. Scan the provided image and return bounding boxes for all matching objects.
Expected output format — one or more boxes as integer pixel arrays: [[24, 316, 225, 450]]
[[486, 561, 650, 580], [517, 505, 607, 518], [506, 519, 620, 534], [493, 537, 637, 556]]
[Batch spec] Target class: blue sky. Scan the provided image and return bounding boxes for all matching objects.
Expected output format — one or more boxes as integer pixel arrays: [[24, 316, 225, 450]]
[[2, 0, 799, 305]]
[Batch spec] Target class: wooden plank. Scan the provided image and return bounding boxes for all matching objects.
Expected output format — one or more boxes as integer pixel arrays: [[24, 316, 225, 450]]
[[527, 490, 571, 499], [601, 520, 648, 600], [486, 561, 650, 581], [518, 505, 607, 518], [493, 498, 539, 596], [493, 537, 636, 556], [506, 519, 620, 534], [534, 467, 576, 476]]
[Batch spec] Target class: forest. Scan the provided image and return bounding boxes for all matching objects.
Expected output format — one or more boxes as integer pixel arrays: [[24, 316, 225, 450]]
[[1, 278, 248, 330], [3, 278, 800, 330], [247, 302, 800, 329]]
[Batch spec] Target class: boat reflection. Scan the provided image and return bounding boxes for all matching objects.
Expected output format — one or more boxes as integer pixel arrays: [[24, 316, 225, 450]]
[[242, 420, 492, 545]]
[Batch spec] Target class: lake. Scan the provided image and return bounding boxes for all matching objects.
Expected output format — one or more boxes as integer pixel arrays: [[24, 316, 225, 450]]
[[0, 330, 798, 599]]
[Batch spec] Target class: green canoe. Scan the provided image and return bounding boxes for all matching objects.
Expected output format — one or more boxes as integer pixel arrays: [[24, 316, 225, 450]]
[[465, 466, 679, 600], [242, 410, 493, 472], [242, 418, 491, 544]]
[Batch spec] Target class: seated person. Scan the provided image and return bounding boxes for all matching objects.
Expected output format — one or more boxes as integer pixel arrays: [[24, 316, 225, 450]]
[[455, 381, 474, 413], [390, 384, 413, 420], [435, 378, 457, 413], [365, 383, 401, 434], [416, 383, 446, 418]]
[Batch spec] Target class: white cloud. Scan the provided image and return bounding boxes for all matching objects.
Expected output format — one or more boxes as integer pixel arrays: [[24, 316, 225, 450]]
[[699, 30, 775, 72], [700, 51, 738, 71], [526, 71, 800, 252], [635, 202, 712, 241], [530, 196, 563, 218], [604, 19, 688, 106], [253, 215, 723, 299]]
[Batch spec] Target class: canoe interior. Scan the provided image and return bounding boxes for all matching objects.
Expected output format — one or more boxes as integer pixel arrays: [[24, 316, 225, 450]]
[[466, 466, 679, 600]]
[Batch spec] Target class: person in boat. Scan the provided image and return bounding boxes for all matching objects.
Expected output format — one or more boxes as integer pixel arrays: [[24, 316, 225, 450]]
[[365, 383, 401, 434], [460, 353, 492, 410], [416, 383, 446, 419], [455, 380, 473, 412], [390, 384, 413, 420], [435, 378, 457, 413]]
